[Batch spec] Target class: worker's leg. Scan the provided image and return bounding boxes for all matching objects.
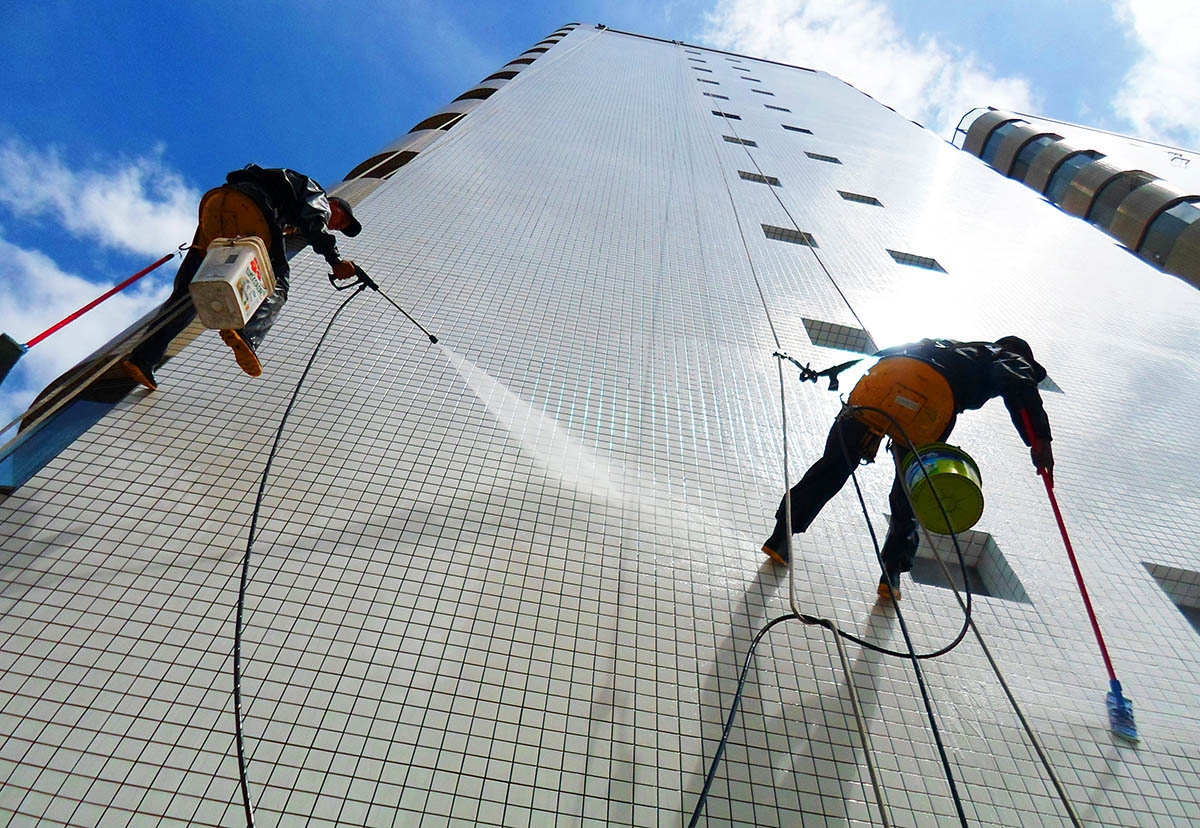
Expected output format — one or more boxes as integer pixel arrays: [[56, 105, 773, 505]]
[[239, 255, 289, 350], [880, 470, 919, 575], [763, 416, 874, 562], [123, 241, 205, 388]]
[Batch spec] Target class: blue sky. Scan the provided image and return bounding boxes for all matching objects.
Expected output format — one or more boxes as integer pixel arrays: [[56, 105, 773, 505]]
[[1, 0, 1197, 429]]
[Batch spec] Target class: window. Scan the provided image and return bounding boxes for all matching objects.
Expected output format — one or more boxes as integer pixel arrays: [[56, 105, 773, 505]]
[[1138, 199, 1200, 265], [782, 125, 813, 134], [1009, 134, 1062, 180], [910, 530, 1030, 603], [723, 136, 757, 147], [1144, 563, 1200, 635], [887, 249, 945, 272], [483, 70, 519, 82], [752, 89, 775, 96], [703, 92, 729, 100], [764, 104, 791, 112], [688, 57, 707, 63], [453, 87, 497, 102], [801, 319, 876, 353], [762, 224, 818, 247], [980, 119, 1029, 165], [409, 112, 463, 132], [697, 78, 720, 85], [725, 57, 742, 63], [838, 191, 882, 206], [693, 66, 713, 73], [1046, 150, 1104, 203], [1087, 170, 1156, 229], [712, 110, 741, 120], [741, 76, 761, 82], [805, 151, 841, 164], [738, 170, 781, 186]]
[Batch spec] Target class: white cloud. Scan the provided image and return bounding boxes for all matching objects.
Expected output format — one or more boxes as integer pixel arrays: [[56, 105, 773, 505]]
[[701, 0, 1039, 138], [0, 235, 171, 432], [0, 139, 198, 256], [1112, 0, 1200, 148]]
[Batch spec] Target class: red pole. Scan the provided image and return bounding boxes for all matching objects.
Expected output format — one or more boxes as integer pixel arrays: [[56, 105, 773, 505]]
[[1021, 409, 1118, 682], [25, 252, 175, 348]]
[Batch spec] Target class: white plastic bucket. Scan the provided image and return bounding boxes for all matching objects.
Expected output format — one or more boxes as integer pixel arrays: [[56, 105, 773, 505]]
[[189, 237, 276, 330]]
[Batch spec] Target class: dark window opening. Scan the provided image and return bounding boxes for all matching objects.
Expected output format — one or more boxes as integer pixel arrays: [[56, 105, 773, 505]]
[[1087, 170, 1156, 229], [887, 249, 945, 272], [410, 112, 463, 132], [712, 110, 741, 120], [483, 70, 519, 82], [741, 76, 761, 82], [723, 136, 757, 146], [507, 57, 536, 65], [801, 319, 876, 354], [738, 170, 781, 186], [704, 92, 729, 100], [763, 224, 818, 247], [697, 78, 720, 85], [1046, 150, 1104, 203], [453, 87, 498, 102], [805, 151, 841, 164], [980, 119, 1029, 165], [838, 191, 882, 206], [765, 104, 792, 112], [752, 89, 776, 96], [1010, 134, 1062, 180], [782, 125, 813, 134], [693, 66, 713, 73], [1138, 199, 1200, 265]]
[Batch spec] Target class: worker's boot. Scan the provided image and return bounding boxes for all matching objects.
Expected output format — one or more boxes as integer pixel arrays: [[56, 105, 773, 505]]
[[877, 570, 902, 602], [220, 329, 263, 377], [762, 522, 789, 565], [122, 358, 158, 391]]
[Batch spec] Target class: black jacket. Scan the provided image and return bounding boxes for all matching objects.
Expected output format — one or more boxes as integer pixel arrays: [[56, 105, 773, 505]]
[[878, 338, 1052, 445], [225, 165, 343, 267]]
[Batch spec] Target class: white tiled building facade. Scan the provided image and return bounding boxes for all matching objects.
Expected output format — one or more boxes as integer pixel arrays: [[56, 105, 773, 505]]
[[1, 24, 1198, 828]]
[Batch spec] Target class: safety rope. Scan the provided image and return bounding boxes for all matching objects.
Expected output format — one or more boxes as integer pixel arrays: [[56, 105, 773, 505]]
[[689, 99, 1085, 827]]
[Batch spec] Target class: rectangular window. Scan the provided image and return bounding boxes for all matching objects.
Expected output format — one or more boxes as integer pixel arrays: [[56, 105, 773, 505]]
[[801, 318, 877, 354], [693, 66, 713, 73], [764, 104, 792, 112], [762, 224, 818, 247], [697, 78, 720, 85], [725, 57, 742, 63], [703, 92, 729, 100], [887, 249, 946, 272], [838, 191, 883, 206], [738, 170, 781, 187], [712, 111, 741, 120], [723, 136, 757, 147], [741, 76, 761, 83], [688, 57, 707, 63], [752, 89, 776, 96], [805, 151, 841, 164], [782, 125, 813, 134]]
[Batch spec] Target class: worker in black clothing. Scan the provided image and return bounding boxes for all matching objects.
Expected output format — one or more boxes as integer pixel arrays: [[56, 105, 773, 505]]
[[122, 164, 362, 390], [762, 336, 1054, 601]]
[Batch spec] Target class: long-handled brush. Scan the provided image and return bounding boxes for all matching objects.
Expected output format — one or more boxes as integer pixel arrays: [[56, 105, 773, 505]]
[[1023, 412, 1139, 742]]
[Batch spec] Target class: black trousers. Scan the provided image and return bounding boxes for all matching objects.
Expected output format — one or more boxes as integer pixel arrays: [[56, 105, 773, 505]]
[[128, 194, 290, 368], [773, 415, 924, 575]]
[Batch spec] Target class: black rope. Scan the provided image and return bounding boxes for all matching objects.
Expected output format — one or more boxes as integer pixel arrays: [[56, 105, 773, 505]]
[[232, 284, 368, 828]]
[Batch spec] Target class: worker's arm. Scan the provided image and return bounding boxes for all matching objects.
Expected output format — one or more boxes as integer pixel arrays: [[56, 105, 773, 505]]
[[994, 355, 1053, 472]]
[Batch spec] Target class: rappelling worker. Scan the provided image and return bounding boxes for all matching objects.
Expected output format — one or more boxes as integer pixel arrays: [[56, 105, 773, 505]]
[[122, 164, 363, 390], [762, 336, 1054, 601]]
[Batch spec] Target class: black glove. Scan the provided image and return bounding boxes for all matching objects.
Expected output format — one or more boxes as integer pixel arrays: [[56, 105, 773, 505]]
[[1030, 438, 1054, 475]]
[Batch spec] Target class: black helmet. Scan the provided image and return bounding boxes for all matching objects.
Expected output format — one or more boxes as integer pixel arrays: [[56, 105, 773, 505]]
[[995, 336, 1047, 382]]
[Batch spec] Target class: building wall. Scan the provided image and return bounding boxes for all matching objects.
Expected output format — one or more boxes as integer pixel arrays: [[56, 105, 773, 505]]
[[1, 25, 1198, 828]]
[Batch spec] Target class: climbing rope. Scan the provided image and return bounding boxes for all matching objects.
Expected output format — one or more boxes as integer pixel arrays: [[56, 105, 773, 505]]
[[688, 102, 1085, 826]]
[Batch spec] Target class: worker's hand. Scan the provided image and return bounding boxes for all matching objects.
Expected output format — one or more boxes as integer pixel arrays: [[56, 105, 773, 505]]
[[332, 259, 357, 280], [1030, 438, 1054, 477]]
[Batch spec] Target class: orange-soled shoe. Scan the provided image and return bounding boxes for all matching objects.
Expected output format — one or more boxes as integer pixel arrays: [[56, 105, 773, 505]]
[[122, 358, 158, 391], [877, 572, 902, 602], [219, 329, 262, 377], [762, 525, 789, 565]]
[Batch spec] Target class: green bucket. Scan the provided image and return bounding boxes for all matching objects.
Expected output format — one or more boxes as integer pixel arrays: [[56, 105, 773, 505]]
[[901, 443, 984, 535]]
